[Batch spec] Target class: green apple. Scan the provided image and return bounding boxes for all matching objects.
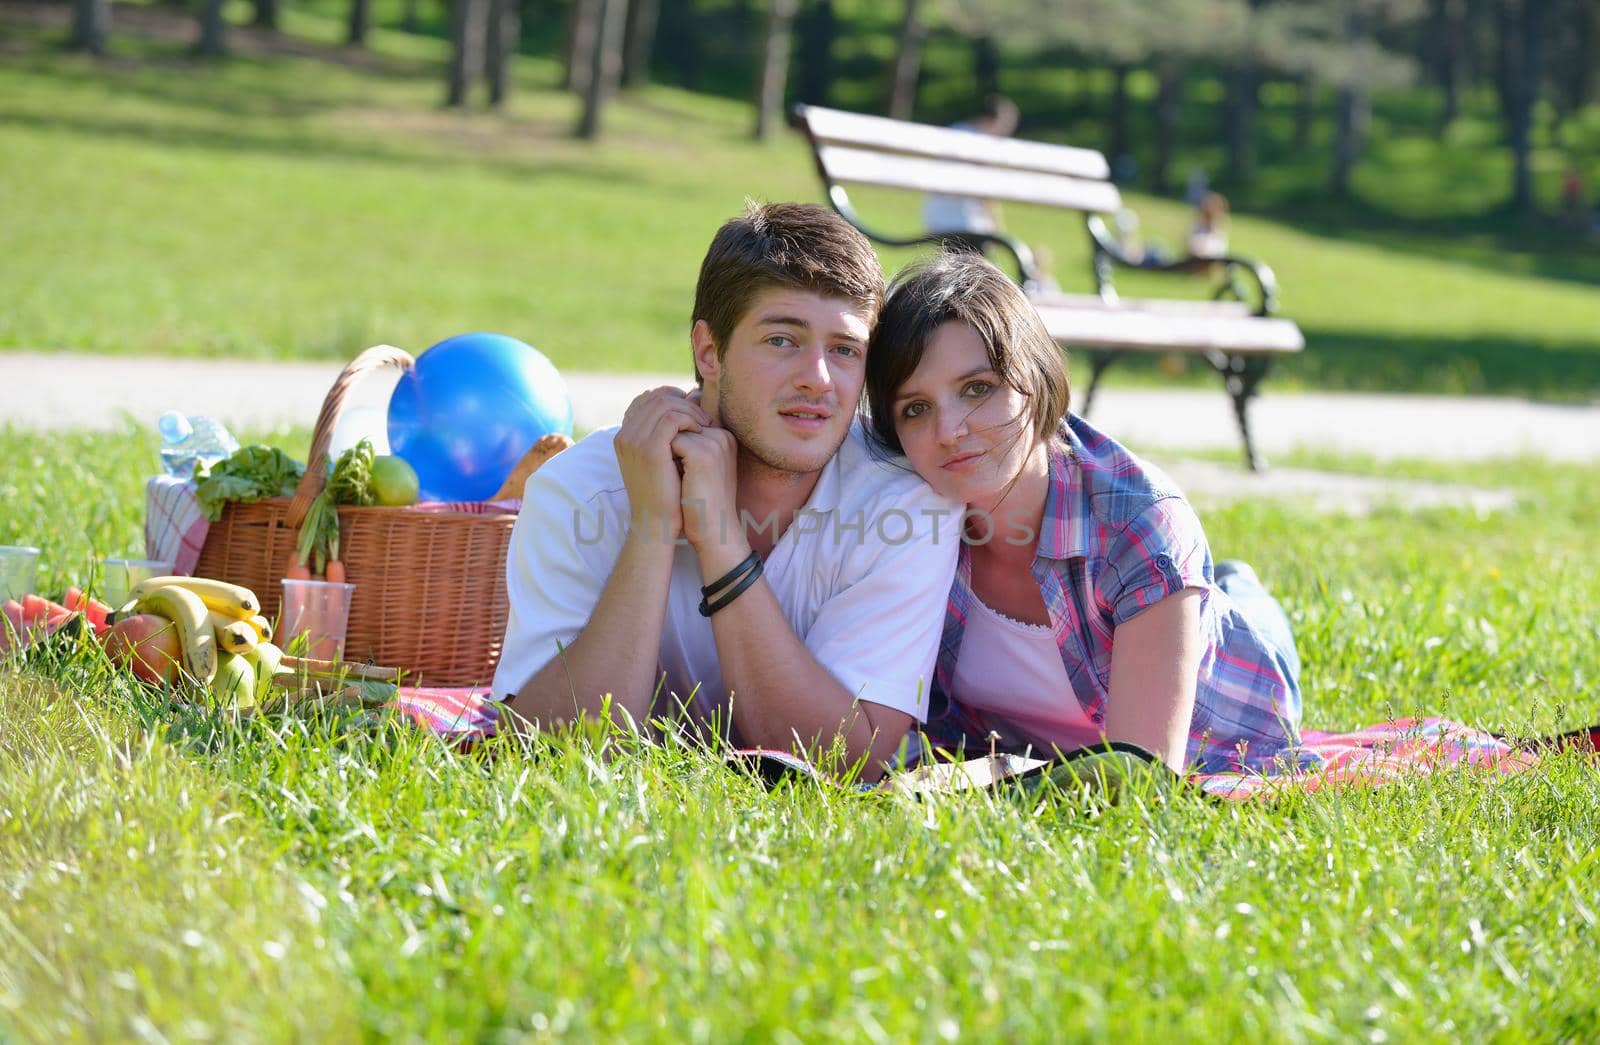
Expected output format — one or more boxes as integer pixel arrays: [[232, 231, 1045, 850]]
[[370, 455, 420, 506]]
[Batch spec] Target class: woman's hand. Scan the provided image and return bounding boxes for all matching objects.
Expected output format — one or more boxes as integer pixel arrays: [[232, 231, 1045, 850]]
[[1103, 588, 1205, 773]]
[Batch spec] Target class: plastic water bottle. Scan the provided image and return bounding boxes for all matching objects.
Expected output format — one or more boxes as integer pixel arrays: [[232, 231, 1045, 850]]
[[157, 411, 239, 479]]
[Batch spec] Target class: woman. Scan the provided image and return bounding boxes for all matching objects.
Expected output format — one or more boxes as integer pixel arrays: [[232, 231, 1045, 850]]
[[865, 252, 1310, 774]]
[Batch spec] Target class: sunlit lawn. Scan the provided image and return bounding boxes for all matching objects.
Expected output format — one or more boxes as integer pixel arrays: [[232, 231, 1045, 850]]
[[3, 423, 1599, 1038]]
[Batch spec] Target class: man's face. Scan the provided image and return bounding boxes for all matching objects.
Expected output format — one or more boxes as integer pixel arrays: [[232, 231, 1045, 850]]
[[693, 287, 871, 478]]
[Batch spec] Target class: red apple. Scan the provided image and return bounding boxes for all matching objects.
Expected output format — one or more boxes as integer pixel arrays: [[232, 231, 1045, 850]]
[[103, 614, 183, 686]]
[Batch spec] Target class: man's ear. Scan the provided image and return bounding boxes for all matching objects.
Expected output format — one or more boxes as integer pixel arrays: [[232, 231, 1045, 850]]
[[691, 320, 720, 384]]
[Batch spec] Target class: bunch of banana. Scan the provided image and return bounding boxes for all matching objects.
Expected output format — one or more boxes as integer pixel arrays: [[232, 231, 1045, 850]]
[[122, 577, 285, 710]]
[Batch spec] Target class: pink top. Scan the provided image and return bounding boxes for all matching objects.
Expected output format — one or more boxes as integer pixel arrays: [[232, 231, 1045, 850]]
[[949, 596, 1102, 756]]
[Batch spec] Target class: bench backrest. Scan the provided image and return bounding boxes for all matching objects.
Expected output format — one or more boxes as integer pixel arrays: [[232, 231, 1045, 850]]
[[795, 104, 1123, 217]]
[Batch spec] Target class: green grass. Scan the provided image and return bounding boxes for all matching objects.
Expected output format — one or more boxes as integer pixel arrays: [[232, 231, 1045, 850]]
[[2, 5, 1600, 398], [3, 426, 1600, 1038]]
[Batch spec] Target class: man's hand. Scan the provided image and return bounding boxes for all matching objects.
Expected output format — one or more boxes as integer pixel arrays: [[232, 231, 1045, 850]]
[[615, 387, 710, 544], [670, 426, 744, 567]]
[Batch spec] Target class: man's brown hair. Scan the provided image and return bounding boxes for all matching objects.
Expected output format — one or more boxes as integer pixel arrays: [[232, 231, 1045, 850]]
[[691, 201, 883, 381], [864, 251, 1071, 454]]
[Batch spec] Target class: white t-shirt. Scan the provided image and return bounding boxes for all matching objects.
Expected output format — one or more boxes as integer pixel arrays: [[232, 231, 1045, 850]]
[[949, 596, 1101, 756], [492, 421, 961, 742]]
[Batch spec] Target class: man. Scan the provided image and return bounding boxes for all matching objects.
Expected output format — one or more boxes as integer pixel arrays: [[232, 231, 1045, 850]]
[[493, 202, 959, 779]]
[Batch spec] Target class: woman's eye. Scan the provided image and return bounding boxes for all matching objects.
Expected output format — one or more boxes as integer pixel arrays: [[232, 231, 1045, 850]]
[[964, 381, 992, 398], [901, 401, 927, 420]]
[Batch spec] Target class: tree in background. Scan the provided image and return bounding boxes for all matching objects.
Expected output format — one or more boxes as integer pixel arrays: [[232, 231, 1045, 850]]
[[486, 0, 521, 105], [253, 0, 279, 31], [886, 0, 926, 120], [754, 0, 798, 138], [70, 0, 110, 55], [196, 0, 229, 56], [795, 0, 837, 105], [623, 0, 662, 86], [1493, 0, 1548, 210], [576, 0, 630, 138], [445, 0, 523, 108], [349, 0, 373, 46], [446, 0, 489, 105], [567, 0, 599, 94]]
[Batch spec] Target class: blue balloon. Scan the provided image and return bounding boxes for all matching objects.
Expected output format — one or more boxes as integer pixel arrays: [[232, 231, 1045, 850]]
[[387, 333, 574, 502]]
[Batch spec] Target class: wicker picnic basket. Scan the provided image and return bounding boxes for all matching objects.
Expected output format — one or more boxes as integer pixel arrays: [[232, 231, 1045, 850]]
[[193, 345, 518, 687]]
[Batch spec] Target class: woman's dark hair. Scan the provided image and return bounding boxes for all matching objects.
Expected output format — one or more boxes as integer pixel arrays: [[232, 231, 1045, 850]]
[[865, 251, 1071, 455]]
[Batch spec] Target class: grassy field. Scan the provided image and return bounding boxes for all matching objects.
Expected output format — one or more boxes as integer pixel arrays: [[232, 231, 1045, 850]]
[[2, 3, 1600, 399], [4, 425, 1600, 1038]]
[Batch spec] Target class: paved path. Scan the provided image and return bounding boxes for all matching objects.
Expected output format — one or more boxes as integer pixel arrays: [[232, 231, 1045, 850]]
[[6, 351, 1595, 511], [7, 351, 1597, 460]]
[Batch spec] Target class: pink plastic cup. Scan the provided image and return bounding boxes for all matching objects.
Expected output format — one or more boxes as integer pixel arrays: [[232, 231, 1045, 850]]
[[279, 579, 356, 661]]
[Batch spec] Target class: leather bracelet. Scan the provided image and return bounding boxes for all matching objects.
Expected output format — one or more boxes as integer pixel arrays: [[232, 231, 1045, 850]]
[[700, 550, 761, 599], [699, 557, 764, 617]]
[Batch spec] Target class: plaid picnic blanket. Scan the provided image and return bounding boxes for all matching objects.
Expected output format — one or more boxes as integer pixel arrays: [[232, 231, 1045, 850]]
[[386, 687, 1579, 799]]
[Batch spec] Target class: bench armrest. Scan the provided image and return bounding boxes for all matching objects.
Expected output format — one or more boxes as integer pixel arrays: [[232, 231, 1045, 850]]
[[1085, 215, 1282, 316]]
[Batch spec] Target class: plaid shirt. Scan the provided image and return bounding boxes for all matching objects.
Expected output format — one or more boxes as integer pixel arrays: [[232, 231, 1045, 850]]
[[926, 415, 1309, 773]]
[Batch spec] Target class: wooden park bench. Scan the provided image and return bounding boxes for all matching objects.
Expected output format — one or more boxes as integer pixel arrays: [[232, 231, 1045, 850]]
[[792, 104, 1305, 471]]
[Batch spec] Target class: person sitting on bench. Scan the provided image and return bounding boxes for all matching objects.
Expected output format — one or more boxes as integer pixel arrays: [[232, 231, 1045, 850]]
[[493, 203, 959, 780], [922, 94, 1021, 237]]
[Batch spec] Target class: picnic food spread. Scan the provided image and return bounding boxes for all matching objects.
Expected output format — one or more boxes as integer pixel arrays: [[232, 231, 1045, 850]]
[[5, 337, 577, 696]]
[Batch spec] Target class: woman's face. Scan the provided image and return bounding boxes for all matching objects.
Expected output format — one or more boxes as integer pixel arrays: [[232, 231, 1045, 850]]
[[889, 320, 1035, 505]]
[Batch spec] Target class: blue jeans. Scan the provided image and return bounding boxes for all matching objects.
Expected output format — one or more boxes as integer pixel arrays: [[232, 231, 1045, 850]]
[[1215, 560, 1302, 683]]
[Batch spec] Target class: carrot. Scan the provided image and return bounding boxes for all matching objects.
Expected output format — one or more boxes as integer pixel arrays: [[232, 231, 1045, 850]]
[[287, 552, 312, 581], [324, 560, 346, 584]]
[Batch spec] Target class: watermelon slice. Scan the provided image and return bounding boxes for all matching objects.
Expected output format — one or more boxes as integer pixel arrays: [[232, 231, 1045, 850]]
[[1, 595, 79, 659], [65, 587, 113, 635], [21, 594, 73, 631]]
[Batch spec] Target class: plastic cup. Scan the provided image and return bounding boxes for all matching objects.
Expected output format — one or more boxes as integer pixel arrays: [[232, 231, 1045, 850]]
[[280, 579, 356, 662], [0, 546, 41, 603], [101, 558, 176, 609]]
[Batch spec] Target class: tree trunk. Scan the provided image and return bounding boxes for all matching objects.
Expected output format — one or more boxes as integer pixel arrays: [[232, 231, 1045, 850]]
[[1429, 0, 1464, 127], [485, 0, 520, 107], [886, 0, 925, 120], [1223, 62, 1258, 184], [973, 33, 1000, 99], [1108, 62, 1131, 174], [797, 0, 836, 106], [1507, 0, 1548, 210], [252, 0, 278, 30], [1330, 85, 1369, 196], [1293, 74, 1315, 151], [347, 0, 371, 46], [402, 0, 421, 33], [576, 0, 628, 139], [622, 0, 660, 87], [754, 0, 798, 139], [196, 0, 228, 56], [70, 0, 110, 55], [566, 0, 601, 94], [1152, 59, 1184, 195], [446, 0, 489, 107]]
